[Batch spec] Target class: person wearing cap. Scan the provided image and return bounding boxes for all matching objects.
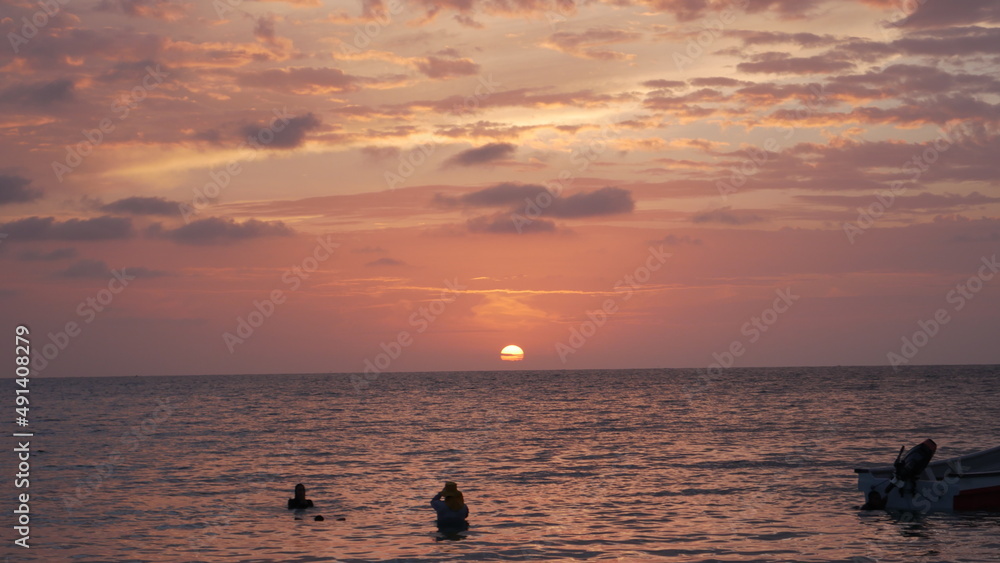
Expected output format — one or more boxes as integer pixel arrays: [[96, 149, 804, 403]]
[[287, 483, 314, 509], [431, 481, 469, 525]]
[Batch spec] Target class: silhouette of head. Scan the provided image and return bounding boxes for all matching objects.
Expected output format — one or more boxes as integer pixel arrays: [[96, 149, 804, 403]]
[[294, 483, 306, 500]]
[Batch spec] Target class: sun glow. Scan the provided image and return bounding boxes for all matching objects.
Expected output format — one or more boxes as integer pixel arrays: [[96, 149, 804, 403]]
[[500, 345, 524, 361]]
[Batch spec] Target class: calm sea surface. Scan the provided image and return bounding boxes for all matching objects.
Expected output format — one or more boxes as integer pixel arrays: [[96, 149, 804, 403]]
[[8, 366, 1000, 562]]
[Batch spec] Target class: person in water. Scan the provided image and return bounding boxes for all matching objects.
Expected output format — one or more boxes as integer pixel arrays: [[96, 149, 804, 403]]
[[287, 483, 314, 509], [431, 481, 469, 525]]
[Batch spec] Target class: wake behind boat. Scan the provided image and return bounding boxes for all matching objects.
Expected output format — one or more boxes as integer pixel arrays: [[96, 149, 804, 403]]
[[855, 441, 1000, 512]]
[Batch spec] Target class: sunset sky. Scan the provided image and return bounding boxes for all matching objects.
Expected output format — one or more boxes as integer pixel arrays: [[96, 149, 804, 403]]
[[2, 0, 998, 378]]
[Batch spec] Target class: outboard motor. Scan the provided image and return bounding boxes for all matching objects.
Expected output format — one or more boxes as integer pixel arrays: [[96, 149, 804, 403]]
[[886, 438, 937, 496]]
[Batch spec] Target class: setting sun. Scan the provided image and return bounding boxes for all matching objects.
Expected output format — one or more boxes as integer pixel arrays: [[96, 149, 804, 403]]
[[500, 345, 524, 361]]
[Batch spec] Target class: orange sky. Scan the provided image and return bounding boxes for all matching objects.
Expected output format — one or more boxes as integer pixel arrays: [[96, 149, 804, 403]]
[[1, 0, 998, 377]]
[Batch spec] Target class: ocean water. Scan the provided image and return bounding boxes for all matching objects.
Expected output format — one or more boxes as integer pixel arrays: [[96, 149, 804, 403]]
[[8, 366, 1000, 562]]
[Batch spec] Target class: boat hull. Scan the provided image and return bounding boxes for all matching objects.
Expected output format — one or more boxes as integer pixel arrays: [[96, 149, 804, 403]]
[[855, 444, 1000, 512]]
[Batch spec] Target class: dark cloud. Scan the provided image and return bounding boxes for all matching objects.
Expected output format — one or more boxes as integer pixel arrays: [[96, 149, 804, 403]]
[[100, 196, 182, 216], [0, 175, 43, 205], [729, 30, 836, 48], [19, 247, 78, 261], [147, 217, 294, 245], [949, 231, 1000, 244], [642, 79, 686, 89], [691, 207, 765, 225], [798, 192, 1000, 212], [236, 68, 365, 94], [57, 259, 113, 279], [547, 186, 634, 218], [689, 77, 746, 87], [443, 143, 516, 167], [240, 113, 322, 149], [0, 216, 133, 241], [435, 182, 547, 207], [254, 15, 278, 43], [437, 183, 635, 218], [0, 79, 74, 107], [736, 52, 855, 75], [366, 257, 407, 266], [57, 258, 168, 278], [95, 0, 188, 20], [467, 213, 556, 234], [893, 26, 1000, 57], [889, 0, 1000, 28], [97, 59, 165, 82], [416, 56, 480, 79]]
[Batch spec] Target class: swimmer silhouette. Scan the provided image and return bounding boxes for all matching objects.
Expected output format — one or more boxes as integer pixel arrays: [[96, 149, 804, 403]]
[[287, 483, 314, 509]]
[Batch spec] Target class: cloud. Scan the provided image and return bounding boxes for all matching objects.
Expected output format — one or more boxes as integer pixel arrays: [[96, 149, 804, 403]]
[[543, 27, 640, 60], [689, 77, 746, 87], [96, 0, 189, 21], [729, 30, 837, 48], [798, 192, 1000, 212], [147, 217, 294, 244], [736, 52, 855, 74], [467, 213, 556, 234], [0, 216, 134, 241], [240, 113, 322, 149], [642, 79, 686, 89], [416, 56, 480, 79], [236, 68, 367, 94], [0, 79, 75, 107], [100, 196, 182, 216], [254, 15, 278, 43], [437, 183, 635, 219], [435, 182, 546, 207], [443, 143, 516, 167], [57, 259, 113, 278], [546, 186, 635, 218], [18, 248, 78, 261], [691, 207, 765, 225], [56, 259, 168, 278], [366, 257, 407, 266], [889, 0, 1000, 28], [0, 175, 43, 205]]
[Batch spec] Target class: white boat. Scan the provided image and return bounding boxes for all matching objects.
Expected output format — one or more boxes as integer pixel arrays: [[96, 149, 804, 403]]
[[855, 443, 1000, 511]]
